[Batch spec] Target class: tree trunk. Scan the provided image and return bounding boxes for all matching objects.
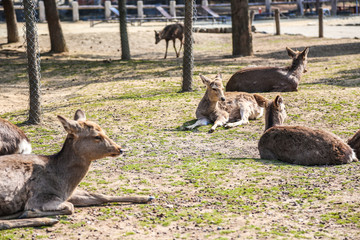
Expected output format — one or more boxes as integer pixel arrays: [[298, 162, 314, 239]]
[[231, 0, 253, 56], [43, 0, 68, 53], [3, 0, 19, 43], [182, 0, 194, 92], [118, 0, 130, 60]]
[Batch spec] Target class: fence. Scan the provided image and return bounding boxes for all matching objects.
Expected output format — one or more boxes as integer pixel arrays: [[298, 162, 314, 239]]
[[1, 0, 356, 23]]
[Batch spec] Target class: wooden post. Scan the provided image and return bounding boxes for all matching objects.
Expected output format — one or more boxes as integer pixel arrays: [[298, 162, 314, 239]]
[[297, 0, 304, 16], [72, 1, 79, 22], [331, 0, 337, 16], [265, 0, 272, 14], [38, 1, 46, 22], [137, 0, 144, 18], [275, 9, 280, 35], [170, 0, 176, 17], [105, 1, 111, 20], [202, 0, 209, 7], [319, 7, 323, 38]]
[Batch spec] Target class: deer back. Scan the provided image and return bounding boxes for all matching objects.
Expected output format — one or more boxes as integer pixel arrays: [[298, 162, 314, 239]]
[[157, 23, 184, 42], [0, 118, 31, 155], [226, 47, 309, 93], [259, 126, 357, 165]]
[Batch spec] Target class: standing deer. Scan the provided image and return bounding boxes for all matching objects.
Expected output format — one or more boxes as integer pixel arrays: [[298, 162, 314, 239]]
[[226, 47, 310, 92], [186, 74, 264, 133], [255, 95, 358, 165], [0, 117, 31, 155], [155, 23, 184, 59], [0, 110, 153, 230]]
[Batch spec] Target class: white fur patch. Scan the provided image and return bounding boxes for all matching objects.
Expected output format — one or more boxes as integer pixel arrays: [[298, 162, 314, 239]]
[[18, 139, 32, 154]]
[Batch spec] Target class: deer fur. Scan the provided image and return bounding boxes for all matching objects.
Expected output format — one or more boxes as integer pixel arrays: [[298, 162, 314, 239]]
[[255, 95, 358, 166], [186, 74, 264, 133], [348, 130, 360, 159], [0, 117, 31, 155], [155, 23, 184, 59], [226, 47, 310, 92], [0, 110, 153, 229]]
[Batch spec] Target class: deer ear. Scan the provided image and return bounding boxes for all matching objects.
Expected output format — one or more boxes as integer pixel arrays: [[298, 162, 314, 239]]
[[286, 47, 296, 58], [253, 94, 268, 108], [58, 115, 80, 136], [274, 95, 283, 108], [301, 47, 310, 59], [199, 74, 211, 86], [74, 109, 86, 121], [215, 73, 223, 80]]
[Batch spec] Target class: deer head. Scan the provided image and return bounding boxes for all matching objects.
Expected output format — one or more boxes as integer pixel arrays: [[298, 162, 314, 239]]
[[57, 110, 122, 161], [286, 47, 310, 73], [254, 94, 287, 131], [200, 74, 226, 102], [154, 30, 161, 44]]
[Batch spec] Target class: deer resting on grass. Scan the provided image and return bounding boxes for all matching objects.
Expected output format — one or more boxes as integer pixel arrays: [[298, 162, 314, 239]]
[[186, 74, 264, 133], [0, 117, 31, 155], [155, 23, 184, 59], [226, 47, 310, 92], [347, 130, 360, 160], [255, 95, 358, 165], [0, 110, 153, 230]]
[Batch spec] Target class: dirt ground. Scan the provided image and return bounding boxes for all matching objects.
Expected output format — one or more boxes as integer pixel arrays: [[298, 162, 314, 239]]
[[1, 18, 360, 240]]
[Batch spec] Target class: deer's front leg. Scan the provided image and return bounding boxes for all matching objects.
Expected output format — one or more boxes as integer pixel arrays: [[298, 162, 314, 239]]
[[68, 189, 154, 207], [186, 118, 210, 130], [209, 116, 228, 133], [164, 40, 169, 59]]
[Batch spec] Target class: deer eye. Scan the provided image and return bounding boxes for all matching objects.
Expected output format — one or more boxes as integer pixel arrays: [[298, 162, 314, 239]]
[[212, 88, 217, 91], [94, 136, 102, 140]]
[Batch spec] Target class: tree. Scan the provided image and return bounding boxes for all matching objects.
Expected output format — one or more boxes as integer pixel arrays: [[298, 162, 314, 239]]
[[3, 0, 19, 43], [231, 0, 253, 56], [43, 0, 68, 53], [118, 0, 130, 60]]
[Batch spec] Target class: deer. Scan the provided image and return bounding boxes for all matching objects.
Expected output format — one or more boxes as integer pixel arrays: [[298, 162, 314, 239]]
[[0, 109, 153, 230], [226, 47, 310, 93], [0, 117, 31, 155], [185, 74, 264, 133], [254, 95, 358, 165], [155, 23, 184, 59]]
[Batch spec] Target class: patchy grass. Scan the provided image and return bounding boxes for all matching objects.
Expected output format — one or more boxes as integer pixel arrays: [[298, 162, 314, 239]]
[[1, 23, 360, 239]]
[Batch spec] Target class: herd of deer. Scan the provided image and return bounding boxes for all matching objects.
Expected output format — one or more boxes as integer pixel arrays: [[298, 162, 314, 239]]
[[0, 27, 359, 230]]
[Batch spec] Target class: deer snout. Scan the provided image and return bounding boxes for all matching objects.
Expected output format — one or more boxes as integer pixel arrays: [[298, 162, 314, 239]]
[[220, 97, 226, 102]]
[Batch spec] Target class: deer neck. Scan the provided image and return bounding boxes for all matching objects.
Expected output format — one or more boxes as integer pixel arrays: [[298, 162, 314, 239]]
[[203, 90, 219, 110], [287, 61, 305, 79], [49, 137, 91, 197]]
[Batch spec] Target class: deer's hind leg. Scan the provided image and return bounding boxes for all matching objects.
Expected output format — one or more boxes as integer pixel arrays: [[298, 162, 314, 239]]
[[224, 106, 250, 128], [173, 39, 179, 58], [68, 189, 154, 207], [21, 201, 74, 218]]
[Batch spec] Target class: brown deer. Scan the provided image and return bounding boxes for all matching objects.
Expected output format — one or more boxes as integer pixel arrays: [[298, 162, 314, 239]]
[[347, 130, 360, 159], [255, 95, 358, 165], [155, 23, 184, 59], [185, 74, 264, 133], [0, 110, 153, 230], [0, 117, 31, 155], [226, 47, 310, 92]]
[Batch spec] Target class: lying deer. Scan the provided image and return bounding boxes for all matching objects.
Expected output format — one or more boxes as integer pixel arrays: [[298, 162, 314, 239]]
[[255, 95, 358, 165], [0, 117, 31, 155], [155, 23, 184, 59], [226, 47, 310, 92], [0, 110, 153, 229], [186, 74, 264, 133]]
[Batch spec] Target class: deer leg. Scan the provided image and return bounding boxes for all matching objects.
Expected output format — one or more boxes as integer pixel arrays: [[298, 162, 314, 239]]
[[186, 118, 210, 130], [0, 218, 59, 230], [164, 40, 169, 59], [209, 117, 228, 133], [224, 108, 249, 128], [178, 40, 183, 57], [20, 201, 74, 218], [173, 39, 179, 58], [68, 189, 154, 207]]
